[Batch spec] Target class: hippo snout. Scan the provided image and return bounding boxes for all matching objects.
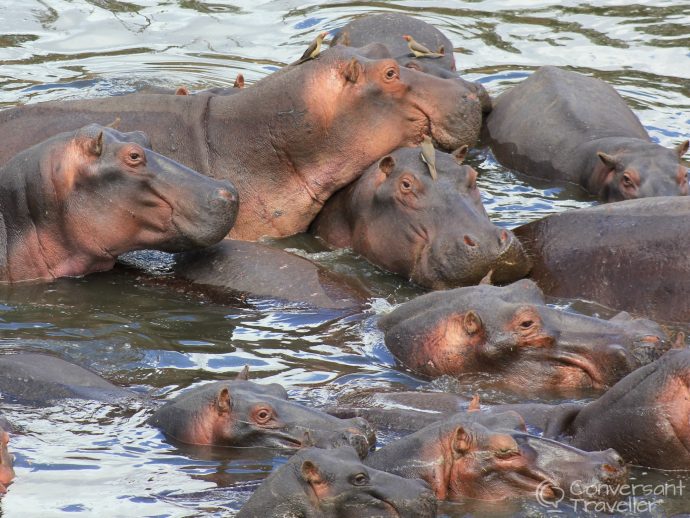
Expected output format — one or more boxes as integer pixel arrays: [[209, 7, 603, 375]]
[[184, 179, 239, 247]]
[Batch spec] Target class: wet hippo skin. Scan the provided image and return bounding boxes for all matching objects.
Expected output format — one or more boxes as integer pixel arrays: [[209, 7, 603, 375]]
[[379, 279, 669, 392], [237, 446, 437, 518], [311, 147, 531, 289], [0, 124, 237, 283], [485, 66, 688, 201], [0, 46, 482, 241], [514, 196, 690, 323]]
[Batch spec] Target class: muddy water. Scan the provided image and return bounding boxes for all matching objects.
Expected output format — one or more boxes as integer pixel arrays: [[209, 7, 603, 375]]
[[0, 0, 689, 516]]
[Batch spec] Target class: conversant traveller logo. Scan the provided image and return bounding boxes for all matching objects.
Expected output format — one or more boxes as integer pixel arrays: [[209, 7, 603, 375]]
[[535, 479, 685, 514]]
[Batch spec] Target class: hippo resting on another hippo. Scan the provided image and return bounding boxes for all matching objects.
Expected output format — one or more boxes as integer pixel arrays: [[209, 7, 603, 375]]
[[311, 147, 531, 289], [332, 12, 492, 112], [515, 196, 690, 323], [0, 124, 237, 283], [484, 66, 688, 201], [0, 46, 482, 240], [379, 279, 669, 392], [0, 354, 374, 457], [365, 411, 627, 504], [332, 347, 690, 471], [237, 446, 437, 518]]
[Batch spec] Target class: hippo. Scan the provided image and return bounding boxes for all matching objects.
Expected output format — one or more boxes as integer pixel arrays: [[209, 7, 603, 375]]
[[332, 12, 492, 112], [0, 354, 375, 456], [484, 66, 688, 201], [311, 147, 531, 289], [236, 446, 437, 518], [365, 412, 627, 503], [378, 279, 669, 392], [0, 124, 237, 283], [333, 345, 690, 471], [514, 196, 690, 323], [0, 419, 14, 494], [0, 46, 482, 241], [172, 239, 369, 309], [147, 376, 376, 457]]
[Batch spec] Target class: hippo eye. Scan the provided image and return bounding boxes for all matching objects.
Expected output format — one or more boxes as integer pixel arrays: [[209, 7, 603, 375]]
[[495, 448, 520, 459], [351, 473, 369, 486], [621, 173, 635, 188], [129, 152, 141, 161], [519, 320, 534, 329], [384, 67, 398, 80], [400, 179, 412, 192], [253, 407, 273, 424]]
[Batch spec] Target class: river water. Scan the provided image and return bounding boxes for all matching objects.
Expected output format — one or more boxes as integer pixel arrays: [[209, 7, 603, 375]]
[[0, 1, 689, 516]]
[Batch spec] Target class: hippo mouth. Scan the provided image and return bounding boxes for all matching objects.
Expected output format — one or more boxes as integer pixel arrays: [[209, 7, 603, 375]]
[[504, 468, 558, 498], [550, 351, 604, 389]]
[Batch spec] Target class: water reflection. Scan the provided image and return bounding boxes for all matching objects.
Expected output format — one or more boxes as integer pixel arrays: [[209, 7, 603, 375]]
[[0, 0, 689, 515]]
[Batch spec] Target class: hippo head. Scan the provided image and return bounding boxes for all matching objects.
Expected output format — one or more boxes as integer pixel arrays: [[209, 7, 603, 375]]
[[341, 147, 530, 289], [5, 123, 237, 281], [379, 279, 669, 392], [596, 140, 689, 200], [371, 413, 627, 503], [238, 446, 437, 518], [147, 378, 375, 457], [299, 45, 483, 154], [0, 427, 14, 493]]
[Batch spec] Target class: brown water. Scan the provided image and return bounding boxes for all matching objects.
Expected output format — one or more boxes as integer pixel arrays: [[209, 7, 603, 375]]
[[0, 1, 689, 516]]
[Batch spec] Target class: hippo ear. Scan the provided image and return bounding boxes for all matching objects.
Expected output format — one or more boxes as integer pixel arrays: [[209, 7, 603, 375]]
[[452, 145, 469, 164], [378, 156, 396, 177], [301, 431, 316, 447], [597, 151, 619, 170], [175, 86, 189, 96], [106, 117, 121, 129], [468, 394, 481, 412], [233, 74, 245, 89], [451, 426, 471, 455], [235, 365, 250, 381], [676, 140, 689, 157], [479, 270, 493, 285], [216, 387, 232, 415], [463, 310, 482, 335], [301, 460, 324, 484], [87, 131, 104, 157], [343, 58, 363, 83]]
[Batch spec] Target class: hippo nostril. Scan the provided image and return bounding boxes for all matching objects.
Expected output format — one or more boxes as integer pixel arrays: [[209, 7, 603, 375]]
[[464, 235, 477, 247], [212, 187, 238, 207]]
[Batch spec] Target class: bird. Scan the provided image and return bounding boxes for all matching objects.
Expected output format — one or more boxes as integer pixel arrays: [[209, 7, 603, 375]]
[[295, 31, 328, 65], [420, 135, 438, 181], [403, 35, 444, 59]]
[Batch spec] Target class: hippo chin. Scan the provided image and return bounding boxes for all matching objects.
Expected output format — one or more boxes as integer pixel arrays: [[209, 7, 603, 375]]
[[379, 279, 669, 392], [332, 12, 492, 113], [237, 446, 437, 518], [312, 147, 530, 289], [365, 412, 628, 503], [0, 124, 237, 283], [0, 46, 481, 240], [485, 66, 688, 201], [147, 376, 375, 457]]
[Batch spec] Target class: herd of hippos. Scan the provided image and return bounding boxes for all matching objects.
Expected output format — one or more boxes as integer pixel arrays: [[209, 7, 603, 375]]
[[0, 11, 689, 516]]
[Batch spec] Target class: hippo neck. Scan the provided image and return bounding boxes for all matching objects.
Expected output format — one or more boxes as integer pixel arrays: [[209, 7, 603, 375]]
[[205, 79, 398, 239], [0, 153, 115, 282], [577, 136, 654, 189]]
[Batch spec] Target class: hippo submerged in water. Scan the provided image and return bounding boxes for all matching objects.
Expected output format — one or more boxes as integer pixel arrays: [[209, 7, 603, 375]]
[[0, 46, 482, 241], [0, 124, 237, 283], [515, 196, 690, 323], [365, 411, 627, 504], [333, 347, 690, 471], [379, 279, 669, 392], [485, 66, 689, 201], [237, 446, 437, 518], [311, 147, 531, 289], [0, 354, 374, 457]]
